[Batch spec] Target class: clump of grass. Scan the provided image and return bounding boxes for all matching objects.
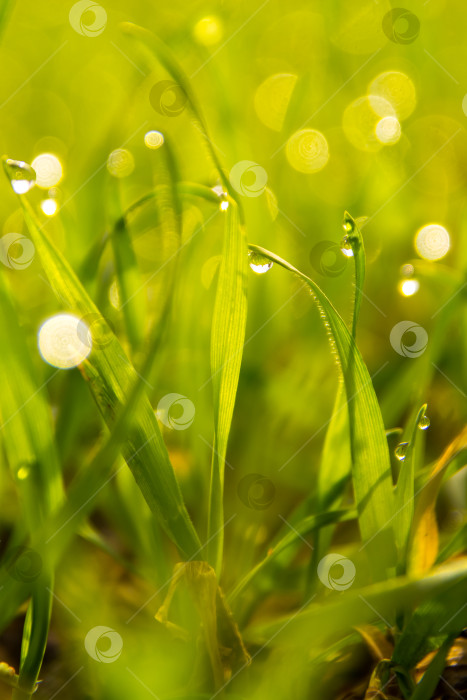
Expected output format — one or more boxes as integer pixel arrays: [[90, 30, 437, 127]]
[[0, 15, 466, 700]]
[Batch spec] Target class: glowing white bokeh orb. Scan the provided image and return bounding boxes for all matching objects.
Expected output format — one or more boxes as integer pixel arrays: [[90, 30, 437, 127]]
[[106, 149, 135, 178], [415, 224, 450, 261], [38, 313, 91, 369], [375, 116, 401, 144], [286, 129, 329, 173], [144, 131, 164, 149], [31, 154, 63, 188], [40, 198, 58, 216], [399, 278, 420, 296]]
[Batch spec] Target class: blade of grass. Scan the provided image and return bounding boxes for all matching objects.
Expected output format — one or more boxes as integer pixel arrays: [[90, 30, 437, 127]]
[[394, 404, 427, 569], [409, 426, 467, 575], [247, 243, 395, 568], [120, 22, 238, 208], [409, 636, 452, 700], [207, 200, 248, 575], [308, 213, 365, 591], [3, 164, 201, 559], [229, 507, 356, 603], [245, 557, 467, 647]]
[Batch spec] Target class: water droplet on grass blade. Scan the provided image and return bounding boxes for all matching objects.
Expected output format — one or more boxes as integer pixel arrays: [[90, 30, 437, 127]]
[[340, 235, 354, 257], [418, 414, 430, 430], [248, 251, 273, 274], [3, 159, 36, 194], [395, 442, 409, 461]]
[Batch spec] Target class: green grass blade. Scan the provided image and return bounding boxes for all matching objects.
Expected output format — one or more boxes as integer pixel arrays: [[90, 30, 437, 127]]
[[13, 576, 53, 700], [307, 212, 365, 590], [108, 182, 146, 352], [4, 172, 201, 559], [120, 22, 236, 204], [247, 243, 395, 565], [409, 636, 452, 700], [392, 571, 467, 670], [245, 558, 467, 647], [229, 508, 356, 603], [207, 200, 248, 574], [394, 404, 427, 566], [0, 275, 64, 523]]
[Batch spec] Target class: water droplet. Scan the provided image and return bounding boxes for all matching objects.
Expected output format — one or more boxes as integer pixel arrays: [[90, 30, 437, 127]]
[[248, 251, 273, 274], [395, 442, 409, 461], [340, 235, 354, 257], [220, 200, 229, 211], [342, 214, 354, 233], [3, 159, 36, 194], [418, 414, 430, 430]]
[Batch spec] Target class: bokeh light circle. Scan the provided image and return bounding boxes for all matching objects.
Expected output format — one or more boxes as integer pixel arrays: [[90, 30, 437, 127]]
[[414, 224, 450, 261], [286, 129, 329, 173]]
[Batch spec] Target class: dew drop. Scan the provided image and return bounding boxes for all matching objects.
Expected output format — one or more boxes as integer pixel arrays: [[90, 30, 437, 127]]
[[248, 251, 273, 274], [418, 414, 430, 431], [395, 442, 409, 461], [3, 159, 36, 194], [340, 235, 354, 257]]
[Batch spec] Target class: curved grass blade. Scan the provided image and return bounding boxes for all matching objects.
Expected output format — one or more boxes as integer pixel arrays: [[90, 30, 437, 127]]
[[247, 243, 395, 565], [229, 508, 356, 603], [107, 180, 146, 352], [0, 295, 176, 635], [120, 22, 238, 208], [207, 200, 248, 574], [245, 557, 467, 648], [3, 168, 201, 559], [307, 212, 364, 590]]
